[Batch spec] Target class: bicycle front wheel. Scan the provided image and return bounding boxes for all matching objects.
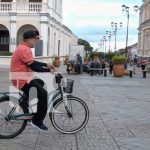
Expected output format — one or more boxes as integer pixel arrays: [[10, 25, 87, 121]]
[[0, 96, 28, 139], [50, 95, 89, 134]]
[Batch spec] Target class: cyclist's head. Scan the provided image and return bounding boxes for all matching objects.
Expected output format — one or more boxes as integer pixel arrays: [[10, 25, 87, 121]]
[[23, 30, 40, 48]]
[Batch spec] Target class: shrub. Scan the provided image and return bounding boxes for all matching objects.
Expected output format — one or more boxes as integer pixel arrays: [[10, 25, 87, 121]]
[[112, 55, 127, 64], [0, 51, 12, 56]]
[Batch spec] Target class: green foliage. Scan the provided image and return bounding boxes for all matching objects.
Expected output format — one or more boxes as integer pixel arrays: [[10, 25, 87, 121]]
[[107, 52, 116, 59], [0, 51, 12, 56], [112, 55, 127, 64], [90, 51, 104, 59], [78, 38, 93, 52]]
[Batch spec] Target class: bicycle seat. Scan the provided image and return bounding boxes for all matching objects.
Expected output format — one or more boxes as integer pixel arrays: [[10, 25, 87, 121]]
[[55, 73, 63, 84]]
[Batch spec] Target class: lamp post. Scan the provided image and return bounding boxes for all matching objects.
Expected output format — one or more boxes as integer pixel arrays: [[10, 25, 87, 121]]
[[106, 31, 111, 53], [111, 22, 122, 52], [106, 31, 112, 60], [122, 4, 138, 57], [103, 36, 107, 58]]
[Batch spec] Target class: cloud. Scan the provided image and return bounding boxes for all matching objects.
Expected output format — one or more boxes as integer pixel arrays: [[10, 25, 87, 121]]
[[63, 0, 143, 51]]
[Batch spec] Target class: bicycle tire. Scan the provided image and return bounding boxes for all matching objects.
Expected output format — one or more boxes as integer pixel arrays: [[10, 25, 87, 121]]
[[0, 96, 28, 139], [50, 95, 89, 134]]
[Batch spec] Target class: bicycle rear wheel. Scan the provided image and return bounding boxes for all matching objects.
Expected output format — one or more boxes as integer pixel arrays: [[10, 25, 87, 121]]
[[0, 96, 28, 139], [50, 95, 89, 134]]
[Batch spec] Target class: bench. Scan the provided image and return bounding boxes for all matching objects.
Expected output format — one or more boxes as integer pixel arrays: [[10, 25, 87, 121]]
[[89, 68, 108, 77], [128, 69, 147, 78]]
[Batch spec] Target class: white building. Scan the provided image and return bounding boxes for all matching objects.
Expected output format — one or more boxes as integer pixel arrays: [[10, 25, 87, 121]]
[[0, 0, 78, 59], [137, 0, 150, 57]]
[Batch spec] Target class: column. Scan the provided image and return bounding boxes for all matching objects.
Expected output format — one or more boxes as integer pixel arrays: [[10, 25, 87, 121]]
[[42, 0, 48, 13], [60, 0, 62, 17], [40, 14, 49, 56], [12, 0, 16, 12], [141, 31, 144, 56], [9, 12, 17, 53], [49, 23, 54, 56]]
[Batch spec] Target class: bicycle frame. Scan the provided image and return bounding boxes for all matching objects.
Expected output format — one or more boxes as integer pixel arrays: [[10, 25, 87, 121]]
[[0, 81, 71, 121]]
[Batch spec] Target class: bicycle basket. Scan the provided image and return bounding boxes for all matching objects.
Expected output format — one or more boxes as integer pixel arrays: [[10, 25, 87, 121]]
[[63, 79, 74, 93]]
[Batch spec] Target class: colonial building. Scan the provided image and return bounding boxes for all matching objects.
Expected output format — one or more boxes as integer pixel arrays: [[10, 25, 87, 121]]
[[0, 0, 78, 58], [117, 43, 137, 61], [137, 0, 150, 57]]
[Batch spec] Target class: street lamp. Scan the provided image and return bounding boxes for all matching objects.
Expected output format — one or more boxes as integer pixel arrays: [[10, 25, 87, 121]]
[[122, 4, 138, 57], [103, 35, 107, 58], [111, 22, 122, 52], [99, 39, 103, 52], [106, 31, 111, 53], [106, 31, 112, 60]]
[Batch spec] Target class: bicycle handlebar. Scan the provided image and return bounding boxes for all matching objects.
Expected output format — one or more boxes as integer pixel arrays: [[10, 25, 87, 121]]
[[51, 71, 63, 78]]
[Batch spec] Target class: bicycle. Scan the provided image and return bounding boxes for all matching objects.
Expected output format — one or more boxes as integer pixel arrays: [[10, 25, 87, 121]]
[[0, 73, 89, 139]]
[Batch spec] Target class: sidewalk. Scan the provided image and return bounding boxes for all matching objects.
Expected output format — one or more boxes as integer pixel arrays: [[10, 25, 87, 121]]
[[0, 66, 150, 149]]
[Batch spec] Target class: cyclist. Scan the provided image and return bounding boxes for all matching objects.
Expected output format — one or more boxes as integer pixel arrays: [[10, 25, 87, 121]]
[[10, 30, 55, 131]]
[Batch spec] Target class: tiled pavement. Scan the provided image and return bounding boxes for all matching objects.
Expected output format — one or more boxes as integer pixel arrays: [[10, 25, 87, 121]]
[[0, 65, 150, 150]]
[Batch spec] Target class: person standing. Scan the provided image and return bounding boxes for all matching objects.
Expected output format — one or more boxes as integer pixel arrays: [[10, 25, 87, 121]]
[[133, 56, 138, 74], [109, 59, 113, 74], [133, 55, 138, 65], [101, 58, 106, 74], [140, 57, 147, 70], [75, 53, 83, 74]]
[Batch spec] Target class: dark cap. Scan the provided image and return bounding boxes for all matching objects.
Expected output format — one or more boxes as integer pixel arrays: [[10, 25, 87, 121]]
[[23, 30, 40, 39]]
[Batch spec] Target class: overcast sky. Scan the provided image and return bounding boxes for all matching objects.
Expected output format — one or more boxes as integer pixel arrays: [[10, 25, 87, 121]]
[[62, 0, 143, 52]]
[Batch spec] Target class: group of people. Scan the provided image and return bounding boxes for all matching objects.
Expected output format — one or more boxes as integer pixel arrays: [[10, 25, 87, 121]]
[[84, 56, 149, 75], [69, 55, 149, 75], [83, 57, 114, 75]]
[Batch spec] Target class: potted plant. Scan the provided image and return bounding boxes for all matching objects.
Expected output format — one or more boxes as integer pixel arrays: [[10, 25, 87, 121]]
[[53, 55, 61, 67], [64, 55, 69, 65], [112, 55, 127, 77]]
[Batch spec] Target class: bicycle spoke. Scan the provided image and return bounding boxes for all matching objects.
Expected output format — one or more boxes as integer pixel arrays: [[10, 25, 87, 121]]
[[51, 97, 89, 134], [0, 96, 28, 138], [0, 111, 8, 118], [67, 99, 73, 115], [53, 109, 68, 116]]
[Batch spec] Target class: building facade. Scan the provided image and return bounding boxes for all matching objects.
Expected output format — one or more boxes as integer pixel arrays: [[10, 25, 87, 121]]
[[137, 0, 150, 57], [0, 0, 78, 58]]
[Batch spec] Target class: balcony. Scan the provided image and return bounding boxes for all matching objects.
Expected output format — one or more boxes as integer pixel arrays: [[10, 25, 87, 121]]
[[0, 2, 43, 13]]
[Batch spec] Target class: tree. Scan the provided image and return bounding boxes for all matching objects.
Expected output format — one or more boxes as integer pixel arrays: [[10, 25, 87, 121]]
[[90, 51, 104, 59], [78, 38, 93, 52]]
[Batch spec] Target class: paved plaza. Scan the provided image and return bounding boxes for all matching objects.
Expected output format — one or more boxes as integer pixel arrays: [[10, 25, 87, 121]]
[[0, 65, 150, 150]]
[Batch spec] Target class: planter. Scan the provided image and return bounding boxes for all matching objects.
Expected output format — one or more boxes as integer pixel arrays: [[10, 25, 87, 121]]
[[113, 64, 125, 77], [64, 57, 69, 65], [53, 58, 61, 67]]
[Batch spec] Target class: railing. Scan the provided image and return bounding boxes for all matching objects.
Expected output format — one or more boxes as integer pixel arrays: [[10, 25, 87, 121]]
[[0, 2, 11, 12], [0, 2, 42, 13], [17, 2, 42, 13]]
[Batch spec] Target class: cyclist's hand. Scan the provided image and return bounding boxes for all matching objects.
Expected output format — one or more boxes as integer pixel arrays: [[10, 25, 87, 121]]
[[47, 64, 56, 71]]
